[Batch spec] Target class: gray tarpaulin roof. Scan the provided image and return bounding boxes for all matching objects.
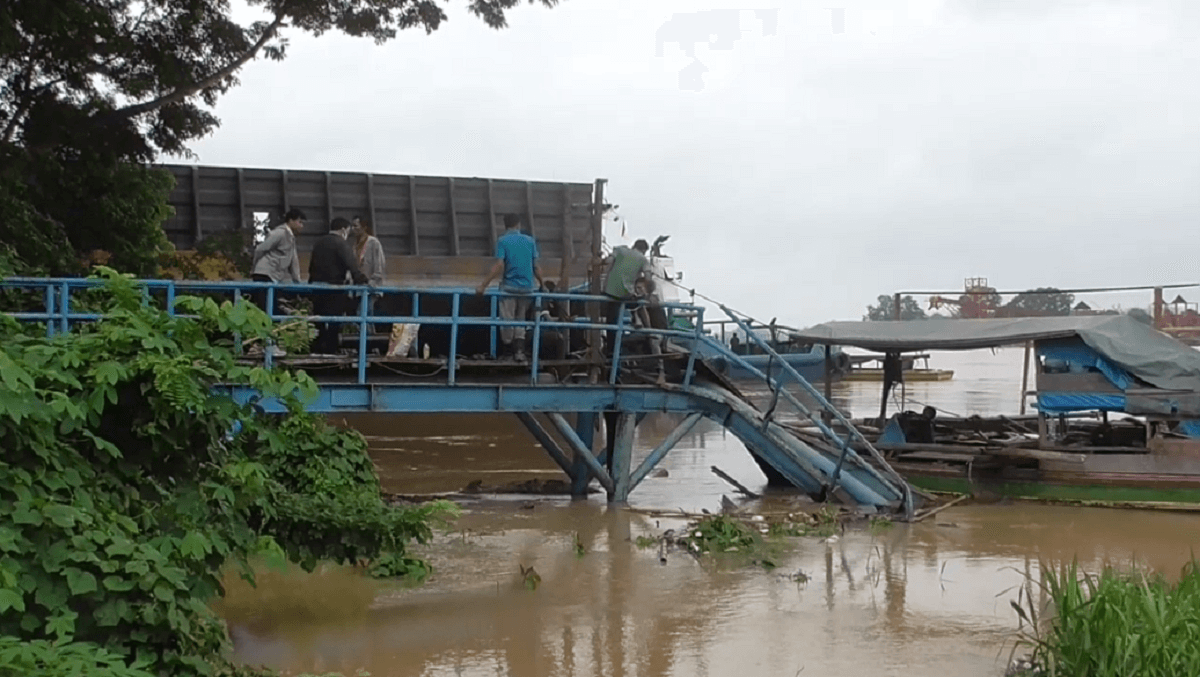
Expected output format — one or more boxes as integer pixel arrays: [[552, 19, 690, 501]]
[[791, 315, 1200, 392]]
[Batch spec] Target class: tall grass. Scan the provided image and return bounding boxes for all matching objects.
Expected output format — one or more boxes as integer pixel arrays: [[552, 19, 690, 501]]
[[1014, 559, 1200, 676]]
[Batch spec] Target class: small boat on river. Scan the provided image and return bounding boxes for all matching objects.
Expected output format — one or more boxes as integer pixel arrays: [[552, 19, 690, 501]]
[[757, 316, 1200, 508], [841, 353, 954, 382]]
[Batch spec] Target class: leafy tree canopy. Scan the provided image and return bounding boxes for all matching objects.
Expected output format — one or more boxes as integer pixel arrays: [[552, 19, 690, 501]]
[[1127, 307, 1153, 325], [1002, 287, 1075, 317], [1, 0, 557, 274], [2, 0, 558, 159], [865, 294, 927, 321]]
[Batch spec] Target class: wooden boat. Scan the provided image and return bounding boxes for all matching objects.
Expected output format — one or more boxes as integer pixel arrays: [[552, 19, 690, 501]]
[[841, 353, 954, 382], [842, 368, 953, 382], [752, 316, 1200, 508]]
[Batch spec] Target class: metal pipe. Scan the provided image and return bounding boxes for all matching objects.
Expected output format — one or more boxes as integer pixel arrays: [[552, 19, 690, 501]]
[[608, 303, 627, 385], [357, 289, 369, 384], [683, 307, 702, 387], [448, 292, 460, 385], [1020, 341, 1032, 415], [530, 291, 543, 384]]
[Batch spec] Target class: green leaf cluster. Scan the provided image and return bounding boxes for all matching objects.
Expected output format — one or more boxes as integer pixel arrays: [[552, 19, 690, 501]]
[[0, 269, 455, 676]]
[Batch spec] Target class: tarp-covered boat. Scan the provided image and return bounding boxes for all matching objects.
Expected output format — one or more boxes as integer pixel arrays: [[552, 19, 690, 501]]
[[768, 316, 1200, 507]]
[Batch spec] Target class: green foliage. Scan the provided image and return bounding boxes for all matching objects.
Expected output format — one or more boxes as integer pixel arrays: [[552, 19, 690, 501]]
[[1003, 288, 1075, 318], [4, 1, 559, 276], [633, 536, 658, 549], [519, 565, 541, 591], [685, 515, 761, 554], [865, 294, 927, 321], [1014, 559, 1200, 677], [0, 158, 78, 276], [0, 151, 174, 277], [0, 270, 454, 676], [3, 0, 560, 162], [868, 516, 894, 535], [1127, 307, 1153, 325], [0, 637, 155, 677], [763, 508, 839, 539]]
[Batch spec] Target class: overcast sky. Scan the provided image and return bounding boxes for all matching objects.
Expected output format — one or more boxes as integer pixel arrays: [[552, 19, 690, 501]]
[[181, 0, 1200, 328]]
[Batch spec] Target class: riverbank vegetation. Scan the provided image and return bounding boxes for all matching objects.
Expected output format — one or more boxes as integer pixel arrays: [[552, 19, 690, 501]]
[[0, 272, 455, 676], [1012, 559, 1200, 677]]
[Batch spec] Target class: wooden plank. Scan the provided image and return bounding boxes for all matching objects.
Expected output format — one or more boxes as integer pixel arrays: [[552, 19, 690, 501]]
[[557, 183, 571, 289], [324, 171, 334, 225], [281, 169, 290, 213], [587, 180, 606, 381], [191, 166, 202, 245], [408, 175, 420, 256], [1020, 341, 1031, 415], [366, 174, 377, 228], [236, 168, 246, 230], [486, 179, 497, 253], [447, 178, 460, 256], [525, 181, 536, 240]]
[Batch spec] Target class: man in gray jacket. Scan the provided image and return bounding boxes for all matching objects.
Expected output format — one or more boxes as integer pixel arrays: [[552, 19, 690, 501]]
[[252, 209, 305, 288], [249, 209, 305, 357]]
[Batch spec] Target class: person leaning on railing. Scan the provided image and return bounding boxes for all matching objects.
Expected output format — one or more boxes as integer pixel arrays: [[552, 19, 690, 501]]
[[476, 213, 543, 363], [250, 209, 305, 304], [601, 238, 652, 357], [352, 216, 386, 333], [249, 209, 305, 357], [309, 217, 368, 356]]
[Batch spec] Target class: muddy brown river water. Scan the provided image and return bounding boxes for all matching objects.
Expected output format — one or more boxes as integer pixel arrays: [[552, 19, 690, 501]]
[[220, 348, 1200, 677]]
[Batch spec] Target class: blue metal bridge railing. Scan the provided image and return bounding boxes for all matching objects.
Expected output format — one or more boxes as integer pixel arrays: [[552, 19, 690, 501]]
[[0, 277, 705, 387], [2, 276, 916, 516]]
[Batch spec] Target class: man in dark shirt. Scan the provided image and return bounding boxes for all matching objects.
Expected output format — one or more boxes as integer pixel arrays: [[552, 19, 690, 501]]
[[309, 217, 368, 354]]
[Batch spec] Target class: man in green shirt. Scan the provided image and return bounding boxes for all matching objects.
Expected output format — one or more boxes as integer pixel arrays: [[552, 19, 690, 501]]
[[602, 239, 652, 356]]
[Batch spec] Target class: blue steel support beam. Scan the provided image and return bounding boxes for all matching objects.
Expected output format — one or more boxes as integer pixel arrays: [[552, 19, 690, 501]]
[[608, 412, 637, 503], [547, 413, 615, 494], [628, 412, 703, 492], [514, 412, 576, 480], [357, 290, 369, 384], [43, 284, 55, 338], [571, 413, 596, 497], [223, 384, 699, 414]]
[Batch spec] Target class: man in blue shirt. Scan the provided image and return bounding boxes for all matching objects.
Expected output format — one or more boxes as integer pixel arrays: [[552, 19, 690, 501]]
[[476, 214, 543, 361]]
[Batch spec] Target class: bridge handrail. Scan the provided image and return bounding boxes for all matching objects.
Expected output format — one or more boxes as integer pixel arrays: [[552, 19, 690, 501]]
[[701, 307, 914, 517], [1, 277, 706, 388]]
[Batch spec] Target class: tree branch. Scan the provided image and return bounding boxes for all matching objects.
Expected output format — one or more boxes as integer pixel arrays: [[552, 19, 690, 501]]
[[105, 14, 286, 122]]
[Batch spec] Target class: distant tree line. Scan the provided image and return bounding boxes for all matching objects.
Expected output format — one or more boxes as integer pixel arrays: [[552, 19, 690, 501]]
[[866, 288, 1154, 322]]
